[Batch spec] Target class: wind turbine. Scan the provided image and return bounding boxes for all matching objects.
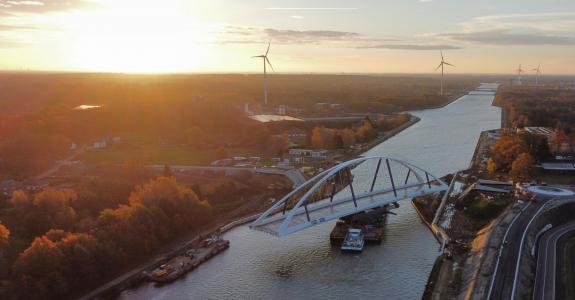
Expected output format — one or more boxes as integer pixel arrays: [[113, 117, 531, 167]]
[[435, 50, 455, 96], [253, 41, 275, 106], [532, 64, 542, 85], [516, 64, 524, 85]]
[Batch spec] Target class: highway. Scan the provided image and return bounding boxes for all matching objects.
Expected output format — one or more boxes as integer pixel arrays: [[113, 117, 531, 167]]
[[487, 201, 541, 300], [533, 221, 575, 300]]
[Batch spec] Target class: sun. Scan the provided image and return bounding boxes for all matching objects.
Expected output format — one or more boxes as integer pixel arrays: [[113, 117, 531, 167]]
[[64, 0, 209, 73]]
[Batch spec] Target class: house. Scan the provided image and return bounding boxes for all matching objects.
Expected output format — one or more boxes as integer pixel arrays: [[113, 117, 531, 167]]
[[289, 149, 329, 162], [93, 139, 107, 149]]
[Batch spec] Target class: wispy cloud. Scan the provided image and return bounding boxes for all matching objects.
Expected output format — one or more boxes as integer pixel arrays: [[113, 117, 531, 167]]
[[216, 26, 393, 45], [438, 29, 575, 45], [266, 7, 358, 11], [264, 28, 361, 43], [357, 44, 461, 50], [430, 12, 575, 46], [0, 0, 95, 13]]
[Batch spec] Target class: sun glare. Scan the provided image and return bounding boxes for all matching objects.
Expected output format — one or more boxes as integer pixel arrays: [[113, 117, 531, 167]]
[[65, 0, 209, 73]]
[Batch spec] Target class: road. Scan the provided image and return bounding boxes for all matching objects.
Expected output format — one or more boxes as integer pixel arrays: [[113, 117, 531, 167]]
[[34, 145, 87, 180], [487, 200, 542, 300], [147, 165, 307, 187], [533, 221, 575, 300]]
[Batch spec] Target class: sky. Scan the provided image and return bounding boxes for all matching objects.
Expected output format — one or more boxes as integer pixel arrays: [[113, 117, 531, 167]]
[[0, 0, 574, 74]]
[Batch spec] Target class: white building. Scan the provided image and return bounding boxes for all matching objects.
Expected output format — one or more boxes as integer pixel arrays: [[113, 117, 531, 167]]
[[289, 149, 329, 159]]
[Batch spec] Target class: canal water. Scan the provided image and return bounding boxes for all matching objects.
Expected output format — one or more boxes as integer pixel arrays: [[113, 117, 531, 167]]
[[120, 84, 501, 300]]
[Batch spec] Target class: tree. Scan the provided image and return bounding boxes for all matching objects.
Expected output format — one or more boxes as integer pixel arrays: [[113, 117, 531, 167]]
[[311, 127, 325, 149], [486, 158, 498, 173], [11, 190, 31, 211], [25, 189, 78, 235], [520, 132, 551, 160], [492, 134, 529, 171], [355, 119, 377, 143], [12, 237, 67, 299], [510, 153, 535, 182], [0, 223, 9, 249], [341, 128, 356, 149], [267, 134, 290, 156]]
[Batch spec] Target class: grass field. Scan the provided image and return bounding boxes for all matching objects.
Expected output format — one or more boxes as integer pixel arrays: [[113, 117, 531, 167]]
[[80, 145, 261, 165]]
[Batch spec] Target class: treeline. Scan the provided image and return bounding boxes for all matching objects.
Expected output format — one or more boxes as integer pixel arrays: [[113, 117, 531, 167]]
[[310, 114, 410, 149], [495, 86, 575, 131], [0, 176, 211, 300]]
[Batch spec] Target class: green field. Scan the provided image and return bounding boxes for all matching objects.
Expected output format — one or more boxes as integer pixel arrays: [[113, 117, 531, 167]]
[[80, 145, 261, 165]]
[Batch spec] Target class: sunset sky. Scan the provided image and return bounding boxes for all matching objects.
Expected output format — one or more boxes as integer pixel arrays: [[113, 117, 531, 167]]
[[0, 0, 574, 74]]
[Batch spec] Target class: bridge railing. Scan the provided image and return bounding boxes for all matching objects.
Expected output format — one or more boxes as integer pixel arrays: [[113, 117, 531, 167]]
[[251, 156, 448, 237]]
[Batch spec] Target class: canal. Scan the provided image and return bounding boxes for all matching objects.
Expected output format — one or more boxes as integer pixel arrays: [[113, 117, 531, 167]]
[[120, 84, 501, 300]]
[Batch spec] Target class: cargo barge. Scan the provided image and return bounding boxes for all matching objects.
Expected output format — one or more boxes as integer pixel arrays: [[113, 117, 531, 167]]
[[144, 235, 230, 284], [330, 204, 396, 245]]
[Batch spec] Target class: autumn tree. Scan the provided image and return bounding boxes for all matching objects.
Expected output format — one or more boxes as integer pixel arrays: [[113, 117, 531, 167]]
[[0, 223, 9, 249], [486, 158, 498, 173], [492, 134, 529, 171], [311, 127, 325, 149], [355, 119, 377, 143], [340, 128, 356, 149], [10, 190, 31, 211], [510, 153, 535, 182], [12, 237, 67, 300], [23, 189, 78, 236]]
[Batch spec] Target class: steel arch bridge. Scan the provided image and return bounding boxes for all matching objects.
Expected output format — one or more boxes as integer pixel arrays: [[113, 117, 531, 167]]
[[250, 156, 448, 237]]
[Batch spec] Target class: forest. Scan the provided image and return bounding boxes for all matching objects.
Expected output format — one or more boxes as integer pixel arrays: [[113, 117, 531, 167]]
[[0, 73, 478, 178], [495, 86, 575, 131]]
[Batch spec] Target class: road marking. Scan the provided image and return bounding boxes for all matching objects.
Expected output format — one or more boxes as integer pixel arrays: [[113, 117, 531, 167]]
[[487, 202, 531, 300], [511, 200, 554, 299]]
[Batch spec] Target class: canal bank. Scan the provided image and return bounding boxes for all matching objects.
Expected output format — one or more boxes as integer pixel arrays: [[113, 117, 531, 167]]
[[120, 85, 501, 300]]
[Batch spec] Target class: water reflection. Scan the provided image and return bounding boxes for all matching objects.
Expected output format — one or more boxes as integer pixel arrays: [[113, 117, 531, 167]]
[[120, 85, 500, 300]]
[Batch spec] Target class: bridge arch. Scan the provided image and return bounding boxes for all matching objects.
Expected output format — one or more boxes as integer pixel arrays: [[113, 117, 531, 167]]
[[250, 156, 448, 237]]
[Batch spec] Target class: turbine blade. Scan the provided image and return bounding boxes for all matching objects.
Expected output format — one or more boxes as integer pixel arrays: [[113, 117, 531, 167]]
[[435, 62, 443, 72], [444, 62, 455, 67], [440, 49, 444, 61], [266, 41, 271, 56], [266, 57, 275, 72], [252, 55, 264, 58]]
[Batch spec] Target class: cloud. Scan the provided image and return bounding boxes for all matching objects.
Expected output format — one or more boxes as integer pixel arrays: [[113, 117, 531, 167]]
[[0, 0, 94, 13], [266, 7, 358, 11], [427, 12, 575, 47], [264, 28, 361, 43], [357, 44, 461, 50], [0, 23, 37, 31], [0, 36, 28, 48], [216, 26, 389, 45], [438, 29, 575, 45]]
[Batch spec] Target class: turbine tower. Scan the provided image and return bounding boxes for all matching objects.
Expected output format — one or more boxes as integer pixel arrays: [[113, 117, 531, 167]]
[[253, 41, 274, 106], [532, 64, 542, 86], [516, 64, 524, 85], [435, 50, 455, 96]]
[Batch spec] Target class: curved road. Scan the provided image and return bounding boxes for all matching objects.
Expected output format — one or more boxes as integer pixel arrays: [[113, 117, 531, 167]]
[[487, 201, 541, 300], [533, 221, 575, 300]]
